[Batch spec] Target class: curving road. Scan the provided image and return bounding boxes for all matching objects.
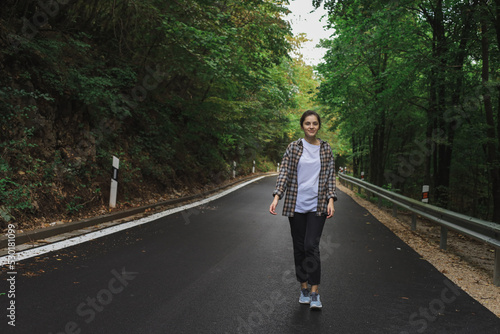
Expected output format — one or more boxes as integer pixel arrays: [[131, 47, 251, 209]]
[[1, 175, 499, 333]]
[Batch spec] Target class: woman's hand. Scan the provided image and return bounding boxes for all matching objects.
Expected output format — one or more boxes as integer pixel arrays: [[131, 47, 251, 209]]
[[327, 198, 335, 219], [269, 195, 279, 215]]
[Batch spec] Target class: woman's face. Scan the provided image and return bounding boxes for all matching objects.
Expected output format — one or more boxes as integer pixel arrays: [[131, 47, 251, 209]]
[[301, 115, 320, 138]]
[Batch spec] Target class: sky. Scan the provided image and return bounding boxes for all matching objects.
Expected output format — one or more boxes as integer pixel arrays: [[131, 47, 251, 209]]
[[285, 1, 333, 66]]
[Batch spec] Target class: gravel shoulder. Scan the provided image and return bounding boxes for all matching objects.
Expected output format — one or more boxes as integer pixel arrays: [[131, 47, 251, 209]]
[[337, 183, 500, 317]]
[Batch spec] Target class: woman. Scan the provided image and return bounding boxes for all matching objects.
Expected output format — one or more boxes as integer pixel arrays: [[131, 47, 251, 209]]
[[269, 110, 336, 310]]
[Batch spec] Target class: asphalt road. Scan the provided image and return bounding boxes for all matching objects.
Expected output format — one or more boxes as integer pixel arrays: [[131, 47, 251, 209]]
[[1, 175, 499, 334]]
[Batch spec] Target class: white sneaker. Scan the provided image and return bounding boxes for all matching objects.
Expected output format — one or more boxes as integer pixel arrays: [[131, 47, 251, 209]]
[[310, 292, 322, 309], [299, 289, 311, 304]]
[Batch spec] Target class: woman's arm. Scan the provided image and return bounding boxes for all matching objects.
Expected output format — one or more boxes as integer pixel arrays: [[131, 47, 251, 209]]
[[326, 144, 336, 218], [269, 195, 280, 215], [326, 146, 336, 202], [327, 197, 335, 218], [270, 143, 292, 214]]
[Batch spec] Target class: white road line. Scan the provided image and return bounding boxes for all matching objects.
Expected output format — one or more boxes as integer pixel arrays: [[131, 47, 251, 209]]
[[0, 176, 267, 266]]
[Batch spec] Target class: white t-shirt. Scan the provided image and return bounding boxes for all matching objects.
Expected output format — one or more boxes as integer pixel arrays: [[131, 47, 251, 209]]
[[295, 139, 321, 213]]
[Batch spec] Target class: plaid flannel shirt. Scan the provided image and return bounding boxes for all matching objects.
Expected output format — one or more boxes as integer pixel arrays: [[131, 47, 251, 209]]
[[272, 138, 336, 217]]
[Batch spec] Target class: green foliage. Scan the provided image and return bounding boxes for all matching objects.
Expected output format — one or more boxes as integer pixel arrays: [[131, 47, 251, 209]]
[[66, 196, 84, 215], [317, 0, 500, 220], [0, 164, 32, 211], [0, 0, 325, 227], [0, 86, 51, 223]]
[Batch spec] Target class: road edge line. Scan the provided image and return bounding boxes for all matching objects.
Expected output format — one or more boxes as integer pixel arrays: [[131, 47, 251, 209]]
[[0, 175, 271, 265]]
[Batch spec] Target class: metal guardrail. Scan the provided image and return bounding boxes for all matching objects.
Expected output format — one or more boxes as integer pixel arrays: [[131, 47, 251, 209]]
[[338, 173, 500, 286]]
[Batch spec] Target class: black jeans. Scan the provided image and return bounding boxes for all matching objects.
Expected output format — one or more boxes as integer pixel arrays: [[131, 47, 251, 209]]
[[288, 212, 326, 286]]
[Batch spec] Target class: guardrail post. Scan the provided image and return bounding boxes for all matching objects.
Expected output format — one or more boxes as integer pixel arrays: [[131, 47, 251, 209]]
[[494, 248, 500, 286], [392, 204, 397, 217], [378, 197, 382, 209], [440, 226, 448, 250], [411, 213, 417, 231], [357, 184, 361, 194]]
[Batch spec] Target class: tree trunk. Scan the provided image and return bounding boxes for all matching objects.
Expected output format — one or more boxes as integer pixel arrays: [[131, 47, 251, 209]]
[[368, 52, 388, 187], [423, 0, 452, 207], [482, 3, 500, 223], [352, 135, 357, 176], [370, 112, 386, 186], [493, 0, 500, 223], [433, 0, 453, 207]]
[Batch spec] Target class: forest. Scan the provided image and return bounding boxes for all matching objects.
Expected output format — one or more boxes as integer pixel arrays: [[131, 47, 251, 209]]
[[0, 0, 323, 229], [0, 0, 499, 229], [315, 0, 500, 222]]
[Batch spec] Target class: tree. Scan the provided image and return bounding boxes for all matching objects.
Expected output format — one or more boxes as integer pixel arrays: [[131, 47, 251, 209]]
[[314, 0, 500, 221], [0, 0, 303, 225]]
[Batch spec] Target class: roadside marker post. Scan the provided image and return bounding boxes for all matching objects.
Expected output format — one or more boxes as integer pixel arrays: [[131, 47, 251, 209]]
[[109, 156, 119, 208], [422, 185, 429, 203]]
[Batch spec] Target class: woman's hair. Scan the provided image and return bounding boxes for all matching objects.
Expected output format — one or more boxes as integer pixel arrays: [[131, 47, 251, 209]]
[[300, 110, 321, 129]]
